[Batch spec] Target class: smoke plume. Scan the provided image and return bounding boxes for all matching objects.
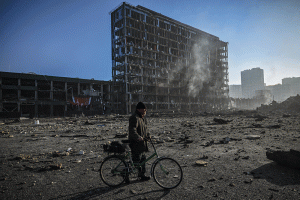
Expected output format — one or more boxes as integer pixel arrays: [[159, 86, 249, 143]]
[[187, 41, 211, 97], [169, 38, 212, 98]]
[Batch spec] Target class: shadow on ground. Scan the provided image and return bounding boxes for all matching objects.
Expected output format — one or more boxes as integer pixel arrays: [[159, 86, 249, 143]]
[[251, 162, 300, 186], [51, 183, 170, 200]]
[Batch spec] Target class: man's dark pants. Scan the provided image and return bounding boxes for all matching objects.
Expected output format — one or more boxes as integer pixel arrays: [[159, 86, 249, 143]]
[[131, 150, 146, 176]]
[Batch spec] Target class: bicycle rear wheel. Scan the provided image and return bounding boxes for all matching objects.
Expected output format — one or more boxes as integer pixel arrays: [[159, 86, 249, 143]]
[[100, 155, 127, 187], [152, 157, 183, 189]]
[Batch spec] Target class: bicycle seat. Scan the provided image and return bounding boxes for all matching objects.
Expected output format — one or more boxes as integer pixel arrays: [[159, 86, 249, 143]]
[[121, 139, 130, 144]]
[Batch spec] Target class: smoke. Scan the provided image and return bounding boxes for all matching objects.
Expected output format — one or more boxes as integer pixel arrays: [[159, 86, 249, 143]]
[[169, 38, 214, 98], [187, 41, 212, 97]]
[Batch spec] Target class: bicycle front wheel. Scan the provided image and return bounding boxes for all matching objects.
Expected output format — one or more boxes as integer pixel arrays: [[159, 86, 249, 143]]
[[100, 156, 127, 187], [152, 157, 183, 189]]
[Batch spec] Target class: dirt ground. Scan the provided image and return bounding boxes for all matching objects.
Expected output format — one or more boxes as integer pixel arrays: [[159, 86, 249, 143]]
[[0, 111, 299, 200]]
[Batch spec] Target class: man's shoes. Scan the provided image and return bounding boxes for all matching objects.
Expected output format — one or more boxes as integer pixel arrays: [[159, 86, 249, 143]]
[[139, 175, 150, 181], [124, 176, 130, 184], [125, 176, 130, 183]]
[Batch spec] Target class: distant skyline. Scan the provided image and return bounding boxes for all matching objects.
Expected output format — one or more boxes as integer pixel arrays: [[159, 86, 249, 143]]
[[1, 0, 299, 86]]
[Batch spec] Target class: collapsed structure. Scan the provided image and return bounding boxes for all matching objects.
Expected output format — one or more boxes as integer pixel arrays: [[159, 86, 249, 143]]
[[110, 2, 229, 114]]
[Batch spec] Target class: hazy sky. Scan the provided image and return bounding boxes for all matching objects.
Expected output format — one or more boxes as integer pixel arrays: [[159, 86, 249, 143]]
[[1, 0, 299, 85]]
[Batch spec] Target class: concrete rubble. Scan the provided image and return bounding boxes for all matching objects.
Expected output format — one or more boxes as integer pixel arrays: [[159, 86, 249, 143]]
[[0, 111, 299, 199]]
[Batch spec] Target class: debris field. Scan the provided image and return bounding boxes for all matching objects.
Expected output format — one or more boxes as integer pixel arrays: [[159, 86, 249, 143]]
[[0, 111, 299, 199]]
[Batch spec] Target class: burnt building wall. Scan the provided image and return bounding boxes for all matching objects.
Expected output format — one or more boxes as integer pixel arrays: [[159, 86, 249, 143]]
[[110, 2, 229, 114]]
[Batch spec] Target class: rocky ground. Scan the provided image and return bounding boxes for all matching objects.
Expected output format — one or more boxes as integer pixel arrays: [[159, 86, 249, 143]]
[[0, 111, 299, 200]]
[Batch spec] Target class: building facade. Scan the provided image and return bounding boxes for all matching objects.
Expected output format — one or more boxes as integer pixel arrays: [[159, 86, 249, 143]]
[[110, 2, 229, 114], [241, 67, 264, 98], [0, 72, 110, 118]]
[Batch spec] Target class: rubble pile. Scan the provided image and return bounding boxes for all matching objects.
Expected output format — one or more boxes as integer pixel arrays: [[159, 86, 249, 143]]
[[258, 94, 300, 114]]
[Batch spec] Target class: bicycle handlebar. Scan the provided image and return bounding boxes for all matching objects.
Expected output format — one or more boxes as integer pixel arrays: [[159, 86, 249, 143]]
[[145, 137, 157, 152]]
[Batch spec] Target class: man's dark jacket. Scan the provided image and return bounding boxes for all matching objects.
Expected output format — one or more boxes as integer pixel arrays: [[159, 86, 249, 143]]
[[128, 111, 149, 152]]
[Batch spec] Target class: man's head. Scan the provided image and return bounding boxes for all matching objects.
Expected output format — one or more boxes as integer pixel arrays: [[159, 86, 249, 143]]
[[136, 102, 147, 117]]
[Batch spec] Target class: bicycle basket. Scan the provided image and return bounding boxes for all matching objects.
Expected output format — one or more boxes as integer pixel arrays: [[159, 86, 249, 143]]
[[103, 141, 125, 154]]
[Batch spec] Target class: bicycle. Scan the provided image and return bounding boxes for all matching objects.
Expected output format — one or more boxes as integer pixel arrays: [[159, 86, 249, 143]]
[[100, 138, 183, 189]]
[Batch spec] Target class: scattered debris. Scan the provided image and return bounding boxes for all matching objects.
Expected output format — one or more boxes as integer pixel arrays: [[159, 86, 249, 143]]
[[78, 150, 85, 155], [181, 121, 195, 127], [114, 133, 127, 138], [219, 137, 231, 144], [251, 123, 263, 128], [1, 131, 9, 135], [84, 121, 95, 125], [204, 140, 214, 147], [0, 111, 298, 198], [213, 118, 232, 124], [245, 135, 261, 140], [13, 154, 31, 161], [38, 163, 63, 171], [130, 189, 137, 194], [208, 177, 216, 182], [242, 156, 250, 160], [156, 139, 165, 144], [267, 125, 281, 129], [195, 160, 208, 166], [244, 179, 253, 184], [178, 135, 193, 144], [234, 156, 240, 161], [269, 188, 279, 192], [165, 137, 175, 142], [200, 155, 209, 159], [254, 114, 268, 121], [185, 139, 193, 144], [52, 151, 61, 157]]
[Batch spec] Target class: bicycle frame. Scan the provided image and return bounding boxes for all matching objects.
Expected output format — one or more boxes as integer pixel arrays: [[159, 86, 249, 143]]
[[126, 138, 168, 176], [134, 137, 159, 167], [112, 138, 165, 176], [122, 138, 158, 172]]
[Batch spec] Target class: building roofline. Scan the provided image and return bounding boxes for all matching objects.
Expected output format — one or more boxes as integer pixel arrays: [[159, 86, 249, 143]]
[[109, 2, 227, 43], [136, 5, 219, 40], [0, 71, 110, 84]]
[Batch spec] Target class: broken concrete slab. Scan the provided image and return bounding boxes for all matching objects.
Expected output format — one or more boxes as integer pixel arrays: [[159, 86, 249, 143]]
[[266, 149, 300, 169], [246, 135, 261, 140], [213, 118, 232, 124], [195, 160, 208, 166]]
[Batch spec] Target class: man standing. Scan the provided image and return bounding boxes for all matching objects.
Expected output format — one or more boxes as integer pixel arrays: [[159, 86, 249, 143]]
[[128, 102, 150, 181]]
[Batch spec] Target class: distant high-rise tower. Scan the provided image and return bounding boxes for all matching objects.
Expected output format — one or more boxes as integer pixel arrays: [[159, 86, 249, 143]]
[[110, 2, 229, 114], [241, 68, 264, 98]]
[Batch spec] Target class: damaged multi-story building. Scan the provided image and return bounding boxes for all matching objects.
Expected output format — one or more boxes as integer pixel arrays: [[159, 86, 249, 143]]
[[0, 72, 110, 118], [110, 2, 229, 114]]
